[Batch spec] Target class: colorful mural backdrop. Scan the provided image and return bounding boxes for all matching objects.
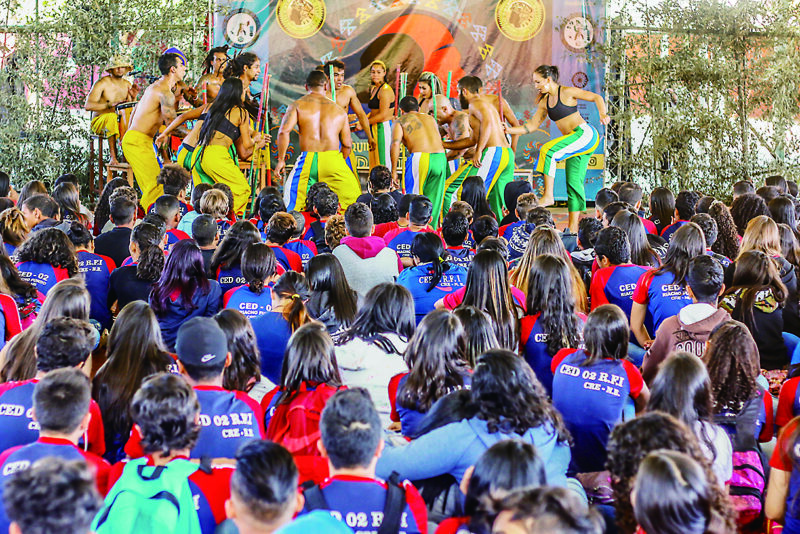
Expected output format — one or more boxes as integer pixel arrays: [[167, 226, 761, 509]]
[[215, 0, 606, 201]]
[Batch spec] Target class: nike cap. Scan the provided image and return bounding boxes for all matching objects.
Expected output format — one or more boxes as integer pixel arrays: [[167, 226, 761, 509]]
[[176, 317, 228, 367]]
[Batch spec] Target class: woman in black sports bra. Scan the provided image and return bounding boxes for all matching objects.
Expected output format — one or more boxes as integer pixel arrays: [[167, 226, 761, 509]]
[[194, 77, 267, 216], [366, 60, 396, 168], [507, 64, 610, 234], [156, 104, 210, 172]]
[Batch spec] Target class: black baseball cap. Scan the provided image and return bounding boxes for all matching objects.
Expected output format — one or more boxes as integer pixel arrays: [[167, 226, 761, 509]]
[[175, 317, 228, 367]]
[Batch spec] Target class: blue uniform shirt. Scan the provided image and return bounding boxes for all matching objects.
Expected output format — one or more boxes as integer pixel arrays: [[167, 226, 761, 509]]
[[223, 285, 273, 319], [633, 270, 694, 336], [15, 261, 69, 296], [397, 263, 467, 323], [77, 250, 115, 330]]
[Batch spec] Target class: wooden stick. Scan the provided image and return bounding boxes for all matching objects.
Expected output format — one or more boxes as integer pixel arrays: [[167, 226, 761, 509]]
[[498, 81, 504, 124], [446, 71, 452, 100], [394, 66, 401, 118], [329, 64, 336, 103], [248, 61, 269, 214], [433, 85, 438, 121], [202, 82, 207, 107]]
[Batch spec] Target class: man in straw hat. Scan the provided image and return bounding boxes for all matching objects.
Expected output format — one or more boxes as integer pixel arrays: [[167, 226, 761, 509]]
[[84, 55, 136, 164]]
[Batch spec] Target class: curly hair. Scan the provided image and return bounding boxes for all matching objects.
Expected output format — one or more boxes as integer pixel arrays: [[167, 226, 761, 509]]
[[0, 207, 28, 247], [606, 412, 736, 534], [15, 228, 78, 276], [703, 320, 761, 414], [473, 349, 570, 441], [708, 201, 740, 260], [324, 214, 346, 250], [730, 193, 769, 236]]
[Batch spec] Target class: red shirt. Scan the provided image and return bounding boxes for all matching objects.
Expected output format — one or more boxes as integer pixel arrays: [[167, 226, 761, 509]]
[[441, 285, 527, 311]]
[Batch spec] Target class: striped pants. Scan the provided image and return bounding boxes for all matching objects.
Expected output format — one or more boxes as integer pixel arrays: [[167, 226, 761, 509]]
[[535, 122, 599, 213], [121, 129, 164, 209], [404, 152, 447, 228], [284, 151, 360, 212], [441, 147, 515, 221], [369, 120, 392, 169]]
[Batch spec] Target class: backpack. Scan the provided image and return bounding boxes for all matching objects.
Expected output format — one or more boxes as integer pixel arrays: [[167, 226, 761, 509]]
[[266, 383, 346, 456], [714, 394, 769, 528], [302, 471, 407, 534], [92, 457, 206, 534]]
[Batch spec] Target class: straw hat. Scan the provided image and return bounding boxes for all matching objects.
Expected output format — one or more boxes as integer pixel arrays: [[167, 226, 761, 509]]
[[106, 55, 133, 73]]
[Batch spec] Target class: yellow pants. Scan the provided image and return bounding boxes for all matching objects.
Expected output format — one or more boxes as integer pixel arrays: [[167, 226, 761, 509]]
[[283, 151, 360, 212], [199, 145, 251, 216], [90, 113, 119, 137], [121, 130, 163, 209]]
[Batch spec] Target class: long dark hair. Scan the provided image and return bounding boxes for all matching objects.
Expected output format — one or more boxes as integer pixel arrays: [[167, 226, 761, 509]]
[[730, 193, 769, 236], [209, 220, 260, 274], [398, 310, 470, 413], [581, 304, 629, 365], [278, 321, 341, 404], [17, 180, 46, 208], [93, 178, 129, 235], [92, 301, 172, 455], [222, 51, 258, 78], [461, 176, 494, 220], [648, 352, 719, 464], [703, 320, 761, 414], [197, 77, 245, 147], [534, 65, 560, 103], [778, 223, 800, 272], [272, 271, 310, 332], [0, 253, 37, 301], [722, 250, 787, 335], [473, 349, 569, 440], [131, 222, 164, 282], [15, 227, 79, 276], [150, 240, 210, 314], [652, 222, 705, 287], [612, 209, 660, 268], [649, 187, 675, 231], [52, 183, 87, 226], [411, 232, 451, 292], [338, 283, 415, 351], [769, 195, 798, 232], [708, 201, 740, 260], [305, 254, 357, 326], [524, 254, 582, 357], [460, 250, 520, 350], [453, 306, 499, 368], [215, 309, 261, 393], [201, 45, 228, 75], [241, 243, 276, 295]]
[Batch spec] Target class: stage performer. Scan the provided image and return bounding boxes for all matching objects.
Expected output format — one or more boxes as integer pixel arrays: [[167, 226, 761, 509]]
[[485, 85, 522, 153], [417, 71, 443, 116], [323, 59, 376, 173], [121, 52, 185, 209], [276, 70, 358, 212], [507, 65, 610, 233], [366, 60, 395, 169], [223, 52, 262, 119], [194, 78, 267, 216], [195, 45, 229, 102], [155, 102, 209, 172], [165, 47, 200, 110], [441, 75, 514, 220], [434, 94, 472, 179], [391, 96, 447, 227], [84, 55, 136, 164]]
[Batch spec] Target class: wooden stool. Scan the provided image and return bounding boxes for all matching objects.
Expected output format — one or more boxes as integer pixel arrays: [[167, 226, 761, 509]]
[[238, 160, 269, 191], [88, 134, 106, 196], [107, 162, 134, 187]]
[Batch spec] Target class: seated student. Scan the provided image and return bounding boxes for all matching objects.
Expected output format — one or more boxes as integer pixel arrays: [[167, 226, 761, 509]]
[[611, 209, 662, 268], [212, 183, 237, 222], [200, 189, 235, 240], [214, 310, 262, 396], [758, 185, 781, 205], [0, 317, 105, 455], [324, 214, 346, 250], [0, 368, 110, 532], [15, 227, 77, 297], [304, 187, 339, 254], [397, 232, 467, 324], [471, 215, 499, 249], [356, 165, 403, 207], [223, 243, 277, 319], [0, 208, 29, 257], [503, 193, 540, 260], [767, 175, 789, 194], [252, 272, 311, 385], [642, 255, 729, 384], [440, 211, 474, 268], [392, 310, 471, 437], [377, 350, 570, 487], [254, 192, 286, 238], [370, 192, 399, 225], [177, 182, 212, 236], [448, 201, 477, 248], [385, 195, 436, 268], [65, 222, 115, 331], [284, 210, 318, 269], [765, 415, 800, 531], [107, 222, 164, 312], [631, 222, 705, 347], [150, 241, 222, 351], [305, 254, 358, 341], [261, 322, 346, 456], [19, 194, 59, 232], [152, 194, 191, 248], [593, 187, 619, 221], [733, 180, 755, 199], [498, 179, 534, 227], [334, 202, 401, 298], [572, 216, 603, 288], [264, 213, 303, 272], [16, 181, 47, 209], [520, 254, 584, 395], [618, 182, 658, 234], [193, 214, 220, 274], [661, 190, 701, 242], [209, 221, 262, 294], [148, 164, 193, 216], [301, 388, 428, 534], [53, 182, 90, 229], [730, 193, 770, 237], [223, 440, 351, 534], [373, 193, 413, 239], [102, 374, 234, 534], [648, 187, 676, 235], [551, 305, 649, 475], [94, 196, 137, 267], [691, 212, 732, 268], [3, 457, 101, 534], [454, 306, 499, 368], [493, 486, 604, 534], [591, 227, 650, 317], [125, 318, 263, 460], [0, 254, 40, 341], [789, 180, 799, 198], [524, 206, 578, 255]]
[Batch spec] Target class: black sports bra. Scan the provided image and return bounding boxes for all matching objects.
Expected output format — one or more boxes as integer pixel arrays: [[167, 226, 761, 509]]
[[547, 87, 578, 121], [214, 116, 241, 141], [369, 84, 395, 111], [199, 112, 207, 121]]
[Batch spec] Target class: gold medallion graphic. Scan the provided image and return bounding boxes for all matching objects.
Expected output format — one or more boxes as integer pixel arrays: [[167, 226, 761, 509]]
[[276, 0, 326, 39], [495, 0, 545, 42]]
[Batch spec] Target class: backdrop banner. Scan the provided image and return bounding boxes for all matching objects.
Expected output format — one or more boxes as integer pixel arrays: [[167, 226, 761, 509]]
[[215, 0, 605, 201]]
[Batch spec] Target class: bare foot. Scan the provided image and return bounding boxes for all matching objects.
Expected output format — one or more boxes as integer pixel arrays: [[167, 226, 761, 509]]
[[539, 195, 555, 207]]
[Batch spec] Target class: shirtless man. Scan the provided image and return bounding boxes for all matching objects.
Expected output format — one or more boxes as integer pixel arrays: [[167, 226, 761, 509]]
[[121, 52, 186, 209], [323, 59, 376, 168], [391, 96, 447, 227], [484, 88, 521, 153], [84, 55, 137, 164], [195, 46, 229, 103], [441, 75, 515, 219], [276, 70, 359, 211]]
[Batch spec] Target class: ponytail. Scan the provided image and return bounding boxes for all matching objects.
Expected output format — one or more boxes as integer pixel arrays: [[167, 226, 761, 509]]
[[273, 271, 310, 332], [284, 294, 308, 333], [411, 232, 448, 293], [132, 223, 164, 282], [242, 243, 276, 295]]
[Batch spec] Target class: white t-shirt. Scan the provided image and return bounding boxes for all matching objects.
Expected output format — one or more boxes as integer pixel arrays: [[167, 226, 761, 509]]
[[694, 420, 734, 483]]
